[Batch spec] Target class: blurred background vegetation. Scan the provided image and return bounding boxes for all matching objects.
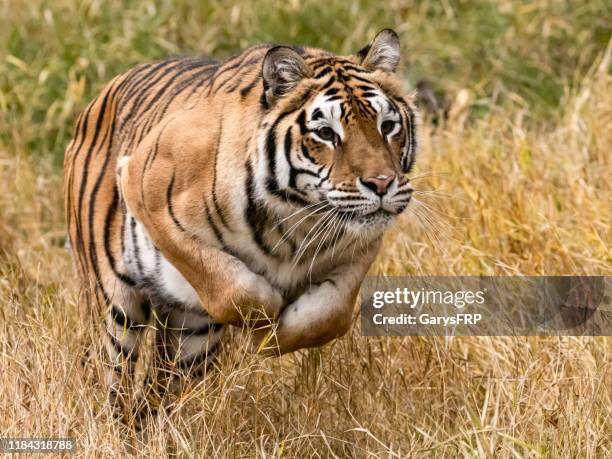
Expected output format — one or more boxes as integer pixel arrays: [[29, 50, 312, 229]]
[[1, 0, 610, 167]]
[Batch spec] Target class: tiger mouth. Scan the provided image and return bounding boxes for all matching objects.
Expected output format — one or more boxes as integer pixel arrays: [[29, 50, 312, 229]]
[[292, 197, 405, 224], [335, 207, 395, 221], [338, 207, 390, 215]]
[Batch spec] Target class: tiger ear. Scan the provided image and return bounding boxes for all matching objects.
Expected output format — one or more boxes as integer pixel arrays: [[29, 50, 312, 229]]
[[357, 29, 400, 73], [262, 46, 312, 106]]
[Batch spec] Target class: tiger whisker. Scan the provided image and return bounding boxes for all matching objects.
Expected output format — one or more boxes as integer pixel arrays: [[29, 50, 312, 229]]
[[307, 209, 340, 279], [412, 188, 471, 215], [412, 194, 469, 226], [290, 209, 333, 266], [292, 208, 337, 268], [293, 209, 337, 268], [410, 196, 459, 237], [407, 170, 451, 182], [407, 197, 460, 258], [266, 200, 328, 234], [412, 189, 453, 198], [328, 210, 347, 260], [408, 206, 445, 256], [271, 202, 332, 252], [409, 201, 447, 244]]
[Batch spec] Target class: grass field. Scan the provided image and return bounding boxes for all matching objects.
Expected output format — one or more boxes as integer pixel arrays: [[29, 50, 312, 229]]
[[1, 0, 611, 457]]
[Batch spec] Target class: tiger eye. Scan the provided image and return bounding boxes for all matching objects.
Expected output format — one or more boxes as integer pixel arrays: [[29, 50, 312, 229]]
[[381, 120, 395, 135], [317, 127, 335, 141]]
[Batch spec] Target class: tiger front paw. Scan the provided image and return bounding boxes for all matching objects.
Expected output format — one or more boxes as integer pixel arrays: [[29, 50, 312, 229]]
[[245, 281, 354, 356], [228, 270, 284, 324]]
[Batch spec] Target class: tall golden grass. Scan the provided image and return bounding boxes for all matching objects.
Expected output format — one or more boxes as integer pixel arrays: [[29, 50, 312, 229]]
[[1, 46, 609, 456]]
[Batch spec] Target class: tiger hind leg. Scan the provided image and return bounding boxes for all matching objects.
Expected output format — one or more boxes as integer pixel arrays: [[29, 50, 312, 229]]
[[146, 307, 224, 401], [103, 289, 151, 413]]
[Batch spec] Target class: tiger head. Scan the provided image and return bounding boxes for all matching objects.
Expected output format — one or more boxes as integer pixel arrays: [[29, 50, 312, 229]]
[[257, 29, 418, 237]]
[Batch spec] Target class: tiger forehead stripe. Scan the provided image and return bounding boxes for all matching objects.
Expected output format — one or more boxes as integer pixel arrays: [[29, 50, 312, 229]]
[[308, 85, 388, 128]]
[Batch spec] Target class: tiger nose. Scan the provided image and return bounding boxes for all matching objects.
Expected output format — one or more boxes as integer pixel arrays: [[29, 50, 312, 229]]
[[361, 174, 395, 195]]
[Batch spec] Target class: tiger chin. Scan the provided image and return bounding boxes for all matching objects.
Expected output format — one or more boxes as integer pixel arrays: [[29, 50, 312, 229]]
[[64, 29, 418, 398]]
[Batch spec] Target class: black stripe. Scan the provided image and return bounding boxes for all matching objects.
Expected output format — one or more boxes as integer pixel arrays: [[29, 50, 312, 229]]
[[301, 143, 319, 165], [117, 57, 185, 118], [130, 216, 143, 276], [177, 340, 221, 370], [244, 160, 277, 256], [324, 87, 340, 96], [205, 52, 253, 96], [134, 59, 213, 124], [398, 107, 411, 172], [144, 125, 164, 172], [339, 101, 349, 122], [284, 127, 296, 188], [393, 188, 413, 198], [393, 97, 417, 172], [310, 108, 323, 122], [210, 121, 229, 229], [142, 300, 152, 322], [76, 86, 113, 242], [297, 110, 309, 134], [314, 66, 332, 79], [184, 322, 223, 336], [119, 198, 127, 260], [286, 189, 310, 203], [264, 91, 314, 198], [342, 63, 372, 73], [214, 56, 259, 94], [264, 119, 281, 193], [132, 62, 217, 146], [309, 58, 333, 70], [406, 105, 417, 172], [203, 199, 227, 248], [318, 278, 337, 287], [260, 87, 269, 109], [178, 65, 220, 103], [112, 363, 124, 374], [159, 64, 217, 114], [225, 61, 260, 93], [70, 102, 95, 162], [103, 187, 136, 286], [119, 59, 182, 99], [123, 60, 214, 148], [345, 73, 375, 85], [111, 304, 139, 329], [84, 78, 134, 308], [331, 195, 367, 201], [119, 59, 193, 128], [140, 121, 171, 209], [316, 166, 332, 187], [240, 72, 261, 99], [167, 173, 188, 233], [107, 331, 138, 361], [320, 75, 337, 90], [284, 127, 320, 185]]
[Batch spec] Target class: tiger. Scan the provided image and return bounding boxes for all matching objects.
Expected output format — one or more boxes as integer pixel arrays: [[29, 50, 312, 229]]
[[63, 29, 418, 401]]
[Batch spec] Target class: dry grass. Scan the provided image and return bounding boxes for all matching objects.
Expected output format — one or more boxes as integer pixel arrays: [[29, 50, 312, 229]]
[[1, 0, 611, 457]]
